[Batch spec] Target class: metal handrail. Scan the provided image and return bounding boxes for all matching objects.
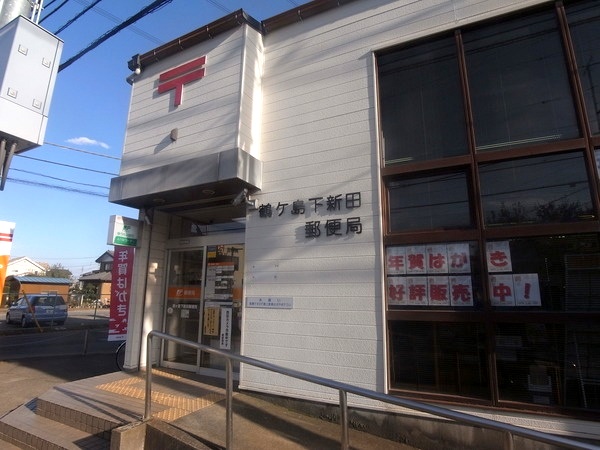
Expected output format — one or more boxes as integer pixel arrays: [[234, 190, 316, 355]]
[[146, 330, 598, 450]]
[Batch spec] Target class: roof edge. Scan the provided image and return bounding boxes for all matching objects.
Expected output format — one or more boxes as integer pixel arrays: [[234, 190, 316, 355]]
[[262, 0, 360, 33], [134, 9, 261, 70]]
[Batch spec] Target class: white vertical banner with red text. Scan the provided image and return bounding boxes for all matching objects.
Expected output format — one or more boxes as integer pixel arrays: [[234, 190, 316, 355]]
[[108, 245, 135, 341]]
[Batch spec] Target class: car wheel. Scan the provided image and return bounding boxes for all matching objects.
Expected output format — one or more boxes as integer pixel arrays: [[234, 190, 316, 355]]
[[21, 316, 27, 328], [5, 313, 10, 324]]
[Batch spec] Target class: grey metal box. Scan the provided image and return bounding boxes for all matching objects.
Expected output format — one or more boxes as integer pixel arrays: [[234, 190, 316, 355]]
[[0, 16, 63, 152]]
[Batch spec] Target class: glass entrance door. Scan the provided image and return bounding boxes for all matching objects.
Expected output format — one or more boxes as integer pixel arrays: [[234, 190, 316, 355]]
[[199, 244, 244, 372], [162, 242, 244, 375], [163, 249, 204, 366]]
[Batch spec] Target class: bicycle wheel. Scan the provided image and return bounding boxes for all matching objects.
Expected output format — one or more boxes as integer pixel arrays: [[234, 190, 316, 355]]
[[115, 341, 126, 371]]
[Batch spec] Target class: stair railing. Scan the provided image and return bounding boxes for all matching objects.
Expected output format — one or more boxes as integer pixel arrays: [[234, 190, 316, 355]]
[[145, 330, 597, 450]]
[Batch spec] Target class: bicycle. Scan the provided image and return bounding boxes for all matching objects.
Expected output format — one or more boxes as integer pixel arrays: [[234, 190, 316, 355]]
[[115, 341, 126, 371]]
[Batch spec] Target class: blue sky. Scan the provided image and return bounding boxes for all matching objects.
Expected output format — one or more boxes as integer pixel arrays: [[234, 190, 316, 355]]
[[1, 0, 298, 277]]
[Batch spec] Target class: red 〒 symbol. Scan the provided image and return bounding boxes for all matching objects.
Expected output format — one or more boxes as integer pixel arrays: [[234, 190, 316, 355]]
[[157, 56, 206, 107]]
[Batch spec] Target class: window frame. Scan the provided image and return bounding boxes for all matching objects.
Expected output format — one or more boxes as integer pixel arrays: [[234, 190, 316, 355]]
[[378, 0, 600, 417]]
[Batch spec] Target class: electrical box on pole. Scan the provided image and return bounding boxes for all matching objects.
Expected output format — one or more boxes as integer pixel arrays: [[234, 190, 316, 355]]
[[0, 14, 63, 189]]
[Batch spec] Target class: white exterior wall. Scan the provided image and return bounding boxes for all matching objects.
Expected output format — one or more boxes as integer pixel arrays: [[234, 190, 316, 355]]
[[119, 25, 263, 176], [7, 257, 45, 276], [240, 0, 552, 404], [123, 209, 169, 371]]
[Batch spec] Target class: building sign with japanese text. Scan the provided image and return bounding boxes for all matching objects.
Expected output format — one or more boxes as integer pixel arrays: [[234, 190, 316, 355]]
[[220, 306, 232, 350], [108, 246, 135, 341], [107, 215, 139, 247], [257, 191, 363, 239], [486, 241, 541, 307], [386, 243, 474, 307], [385, 241, 542, 308]]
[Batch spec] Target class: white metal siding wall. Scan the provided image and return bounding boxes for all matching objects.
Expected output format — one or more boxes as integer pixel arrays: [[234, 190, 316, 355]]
[[125, 210, 168, 370], [240, 0, 551, 403], [237, 26, 264, 158], [119, 28, 247, 176]]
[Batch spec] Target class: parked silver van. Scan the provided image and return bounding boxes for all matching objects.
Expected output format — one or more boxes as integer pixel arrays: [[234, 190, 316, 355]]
[[6, 294, 68, 327]]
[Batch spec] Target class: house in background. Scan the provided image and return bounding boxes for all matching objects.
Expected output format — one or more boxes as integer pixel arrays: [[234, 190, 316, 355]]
[[4, 275, 71, 305], [7, 257, 47, 277], [77, 251, 113, 307]]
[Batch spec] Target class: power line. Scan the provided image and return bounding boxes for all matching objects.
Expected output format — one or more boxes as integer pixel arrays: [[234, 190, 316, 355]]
[[40, 0, 71, 24], [7, 177, 108, 197], [205, 0, 231, 14], [44, 142, 121, 160], [72, 0, 164, 45], [16, 154, 118, 176], [11, 168, 109, 190], [53, 0, 104, 34], [59, 0, 175, 72]]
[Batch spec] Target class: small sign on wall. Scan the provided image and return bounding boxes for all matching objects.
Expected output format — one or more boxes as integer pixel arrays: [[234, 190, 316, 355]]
[[107, 215, 139, 247], [246, 297, 293, 309]]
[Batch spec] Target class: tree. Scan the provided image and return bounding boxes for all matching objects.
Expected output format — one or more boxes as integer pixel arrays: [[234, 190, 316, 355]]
[[46, 263, 73, 280]]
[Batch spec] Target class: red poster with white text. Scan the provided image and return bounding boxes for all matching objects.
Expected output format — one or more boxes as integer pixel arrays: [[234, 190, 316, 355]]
[[108, 246, 135, 341]]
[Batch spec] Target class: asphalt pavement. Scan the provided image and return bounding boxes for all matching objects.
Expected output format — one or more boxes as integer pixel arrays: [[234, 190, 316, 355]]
[[0, 308, 119, 418]]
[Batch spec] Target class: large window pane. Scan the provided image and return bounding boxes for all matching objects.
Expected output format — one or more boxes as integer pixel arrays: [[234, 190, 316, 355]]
[[567, 1, 600, 135], [496, 323, 564, 406], [464, 11, 580, 151], [378, 36, 468, 165], [496, 322, 600, 410], [486, 234, 600, 311], [480, 152, 594, 226], [389, 321, 489, 399], [388, 171, 472, 232]]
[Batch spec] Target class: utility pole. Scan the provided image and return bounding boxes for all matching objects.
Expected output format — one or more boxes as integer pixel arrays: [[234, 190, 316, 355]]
[[0, 0, 35, 28]]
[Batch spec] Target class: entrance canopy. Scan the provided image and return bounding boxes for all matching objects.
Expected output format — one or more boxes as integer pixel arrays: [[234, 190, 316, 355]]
[[109, 147, 261, 223]]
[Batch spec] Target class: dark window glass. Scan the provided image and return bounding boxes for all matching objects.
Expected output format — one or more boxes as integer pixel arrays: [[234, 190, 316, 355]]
[[389, 321, 489, 399], [567, 1, 600, 135], [464, 11, 580, 151], [480, 152, 594, 226], [496, 323, 564, 406], [486, 234, 600, 311], [388, 171, 472, 232], [496, 322, 600, 410], [378, 37, 468, 165]]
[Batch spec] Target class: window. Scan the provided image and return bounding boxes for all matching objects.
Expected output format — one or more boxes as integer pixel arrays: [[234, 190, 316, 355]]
[[378, 0, 600, 415], [567, 2, 600, 135], [388, 171, 472, 232], [389, 321, 489, 399], [496, 322, 600, 409], [479, 152, 594, 227], [486, 234, 600, 311], [463, 11, 580, 151], [378, 36, 468, 165]]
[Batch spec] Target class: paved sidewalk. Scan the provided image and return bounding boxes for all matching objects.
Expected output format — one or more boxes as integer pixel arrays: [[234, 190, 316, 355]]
[[0, 354, 415, 449], [0, 353, 117, 418]]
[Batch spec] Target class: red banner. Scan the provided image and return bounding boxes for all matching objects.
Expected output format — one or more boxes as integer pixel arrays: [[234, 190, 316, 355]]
[[108, 245, 135, 341]]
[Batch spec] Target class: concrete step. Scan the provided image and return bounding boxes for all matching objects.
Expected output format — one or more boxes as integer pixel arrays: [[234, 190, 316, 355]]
[[36, 381, 135, 439], [0, 400, 109, 450]]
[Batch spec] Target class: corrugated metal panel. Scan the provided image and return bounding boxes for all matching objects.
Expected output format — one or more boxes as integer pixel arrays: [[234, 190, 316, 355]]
[[12, 276, 71, 284]]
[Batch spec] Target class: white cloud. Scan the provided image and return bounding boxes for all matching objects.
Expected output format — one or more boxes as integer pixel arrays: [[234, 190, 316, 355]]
[[66, 137, 110, 149]]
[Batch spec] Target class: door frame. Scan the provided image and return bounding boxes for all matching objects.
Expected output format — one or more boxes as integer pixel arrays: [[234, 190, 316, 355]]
[[161, 231, 245, 377]]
